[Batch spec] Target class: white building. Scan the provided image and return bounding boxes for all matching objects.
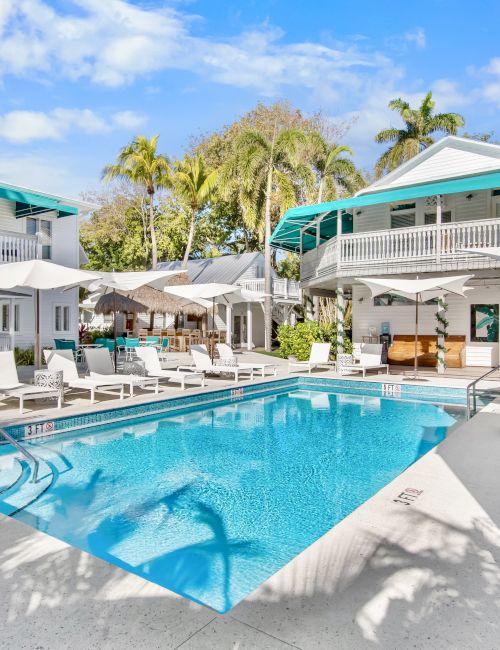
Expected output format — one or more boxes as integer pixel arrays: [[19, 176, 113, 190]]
[[270, 136, 500, 367], [0, 180, 91, 351], [159, 253, 301, 348]]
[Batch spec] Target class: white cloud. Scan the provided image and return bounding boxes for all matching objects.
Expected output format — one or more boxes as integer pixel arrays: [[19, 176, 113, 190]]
[[0, 107, 146, 143], [111, 110, 146, 130], [404, 28, 426, 49]]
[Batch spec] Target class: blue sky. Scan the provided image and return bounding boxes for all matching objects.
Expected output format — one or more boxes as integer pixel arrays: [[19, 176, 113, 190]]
[[0, 0, 499, 198]]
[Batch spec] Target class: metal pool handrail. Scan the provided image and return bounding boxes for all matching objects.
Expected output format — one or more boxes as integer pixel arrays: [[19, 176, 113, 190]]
[[466, 365, 500, 420], [0, 427, 39, 483]]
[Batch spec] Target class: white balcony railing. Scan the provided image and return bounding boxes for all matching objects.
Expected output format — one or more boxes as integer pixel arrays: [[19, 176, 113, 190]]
[[238, 277, 302, 301], [301, 217, 500, 280], [0, 231, 38, 263], [0, 333, 12, 351]]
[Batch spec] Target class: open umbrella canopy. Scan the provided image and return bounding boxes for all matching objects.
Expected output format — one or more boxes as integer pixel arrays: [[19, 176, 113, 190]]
[[457, 246, 500, 262], [0, 259, 99, 290], [355, 275, 473, 379], [355, 275, 473, 301], [164, 283, 239, 301], [87, 269, 181, 292]]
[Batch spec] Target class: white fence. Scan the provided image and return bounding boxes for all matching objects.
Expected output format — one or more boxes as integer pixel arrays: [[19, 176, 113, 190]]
[[0, 333, 12, 351]]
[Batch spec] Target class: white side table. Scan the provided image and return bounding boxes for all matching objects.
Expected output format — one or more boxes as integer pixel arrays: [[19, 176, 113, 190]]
[[34, 369, 64, 403]]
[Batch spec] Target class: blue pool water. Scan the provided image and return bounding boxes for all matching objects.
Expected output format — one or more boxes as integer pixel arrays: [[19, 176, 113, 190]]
[[0, 385, 463, 612]]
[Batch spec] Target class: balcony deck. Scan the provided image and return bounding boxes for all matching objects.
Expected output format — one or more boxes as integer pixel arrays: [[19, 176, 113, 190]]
[[0, 230, 38, 264], [301, 217, 500, 283], [238, 277, 301, 302]]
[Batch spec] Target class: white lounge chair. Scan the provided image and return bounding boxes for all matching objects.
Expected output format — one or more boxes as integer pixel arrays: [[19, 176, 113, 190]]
[[179, 344, 254, 383], [339, 344, 389, 377], [134, 347, 205, 390], [288, 343, 334, 374], [44, 349, 126, 403], [216, 343, 278, 377], [84, 348, 159, 397], [0, 350, 62, 414]]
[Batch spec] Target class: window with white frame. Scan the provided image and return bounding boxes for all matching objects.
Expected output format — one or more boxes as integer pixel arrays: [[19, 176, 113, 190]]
[[390, 202, 416, 229], [26, 217, 52, 259], [13, 304, 20, 332], [54, 305, 70, 332], [1, 304, 9, 332]]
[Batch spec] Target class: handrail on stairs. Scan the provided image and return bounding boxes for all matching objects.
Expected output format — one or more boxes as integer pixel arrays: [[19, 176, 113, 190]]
[[465, 365, 500, 420], [0, 428, 39, 483]]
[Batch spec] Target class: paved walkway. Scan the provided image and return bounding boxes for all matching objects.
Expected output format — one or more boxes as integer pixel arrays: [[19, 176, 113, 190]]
[[1, 353, 499, 648]]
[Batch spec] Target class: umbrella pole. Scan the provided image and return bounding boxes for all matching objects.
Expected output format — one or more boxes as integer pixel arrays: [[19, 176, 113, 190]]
[[113, 288, 118, 370], [35, 288, 41, 369], [211, 297, 215, 363], [414, 292, 419, 378]]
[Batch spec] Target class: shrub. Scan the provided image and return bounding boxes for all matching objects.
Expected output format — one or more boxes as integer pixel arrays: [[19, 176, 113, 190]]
[[14, 346, 35, 366], [88, 327, 114, 342], [276, 320, 352, 361]]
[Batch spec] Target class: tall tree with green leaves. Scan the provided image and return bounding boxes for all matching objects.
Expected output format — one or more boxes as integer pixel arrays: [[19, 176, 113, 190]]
[[374, 92, 464, 178], [226, 126, 305, 350], [305, 132, 365, 203], [173, 154, 218, 267], [102, 135, 171, 269]]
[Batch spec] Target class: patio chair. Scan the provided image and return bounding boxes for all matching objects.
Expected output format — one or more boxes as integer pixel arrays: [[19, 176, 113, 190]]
[[288, 343, 334, 374], [179, 344, 254, 383], [339, 344, 389, 377], [216, 343, 278, 377], [0, 350, 62, 414], [54, 338, 83, 363], [44, 349, 125, 403], [158, 337, 170, 360], [124, 337, 140, 360], [145, 336, 160, 347], [84, 348, 159, 397], [135, 347, 205, 390]]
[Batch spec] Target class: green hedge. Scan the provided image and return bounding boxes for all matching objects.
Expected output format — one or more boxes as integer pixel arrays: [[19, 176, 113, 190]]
[[276, 321, 352, 361], [14, 346, 35, 366]]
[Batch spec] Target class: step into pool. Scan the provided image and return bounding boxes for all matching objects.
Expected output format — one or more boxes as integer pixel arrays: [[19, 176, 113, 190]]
[[0, 380, 465, 613]]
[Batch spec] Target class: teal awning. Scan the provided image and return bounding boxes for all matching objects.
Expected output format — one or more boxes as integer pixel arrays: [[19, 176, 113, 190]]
[[270, 170, 500, 252], [0, 186, 78, 219]]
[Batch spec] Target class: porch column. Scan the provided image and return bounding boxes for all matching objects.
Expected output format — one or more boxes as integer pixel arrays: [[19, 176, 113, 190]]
[[436, 293, 447, 374], [226, 304, 233, 348], [336, 285, 345, 354], [246, 302, 253, 350], [304, 291, 318, 320], [436, 194, 442, 264]]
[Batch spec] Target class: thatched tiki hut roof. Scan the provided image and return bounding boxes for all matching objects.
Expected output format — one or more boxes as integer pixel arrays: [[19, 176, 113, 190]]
[[94, 292, 148, 315], [100, 273, 208, 318]]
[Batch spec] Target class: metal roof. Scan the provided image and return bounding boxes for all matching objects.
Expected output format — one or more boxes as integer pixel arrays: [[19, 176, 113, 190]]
[[158, 252, 263, 284], [269, 170, 500, 252]]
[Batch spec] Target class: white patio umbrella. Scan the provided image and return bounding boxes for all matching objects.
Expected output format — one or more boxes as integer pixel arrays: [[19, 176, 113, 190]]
[[163, 283, 240, 359], [0, 259, 100, 368], [355, 275, 473, 379], [87, 270, 182, 366]]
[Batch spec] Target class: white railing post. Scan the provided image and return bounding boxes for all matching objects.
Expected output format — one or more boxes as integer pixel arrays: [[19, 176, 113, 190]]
[[436, 195, 442, 263]]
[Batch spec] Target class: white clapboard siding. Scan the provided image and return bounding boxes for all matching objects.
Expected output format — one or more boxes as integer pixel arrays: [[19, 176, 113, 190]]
[[452, 190, 490, 222], [382, 146, 500, 188], [0, 198, 22, 233], [353, 203, 389, 233]]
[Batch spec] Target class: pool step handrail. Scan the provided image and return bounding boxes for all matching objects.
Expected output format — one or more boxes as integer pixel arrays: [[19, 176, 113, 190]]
[[466, 365, 500, 420], [0, 427, 39, 483]]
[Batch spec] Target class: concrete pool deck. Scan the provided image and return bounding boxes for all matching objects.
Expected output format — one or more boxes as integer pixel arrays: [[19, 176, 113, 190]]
[[1, 354, 499, 648]]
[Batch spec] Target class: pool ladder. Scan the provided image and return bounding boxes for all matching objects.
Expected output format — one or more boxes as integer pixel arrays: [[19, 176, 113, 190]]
[[0, 427, 39, 483], [466, 365, 500, 420]]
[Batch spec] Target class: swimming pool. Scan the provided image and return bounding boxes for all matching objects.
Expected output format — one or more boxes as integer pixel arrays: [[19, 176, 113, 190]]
[[0, 380, 464, 612]]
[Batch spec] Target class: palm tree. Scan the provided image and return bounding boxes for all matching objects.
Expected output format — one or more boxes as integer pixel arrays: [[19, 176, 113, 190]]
[[306, 132, 365, 203], [173, 154, 218, 267], [227, 126, 305, 351], [374, 92, 464, 178], [103, 135, 171, 269]]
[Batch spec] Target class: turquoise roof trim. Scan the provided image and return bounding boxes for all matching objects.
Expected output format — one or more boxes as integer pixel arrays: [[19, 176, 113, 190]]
[[0, 186, 78, 218], [270, 170, 500, 252]]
